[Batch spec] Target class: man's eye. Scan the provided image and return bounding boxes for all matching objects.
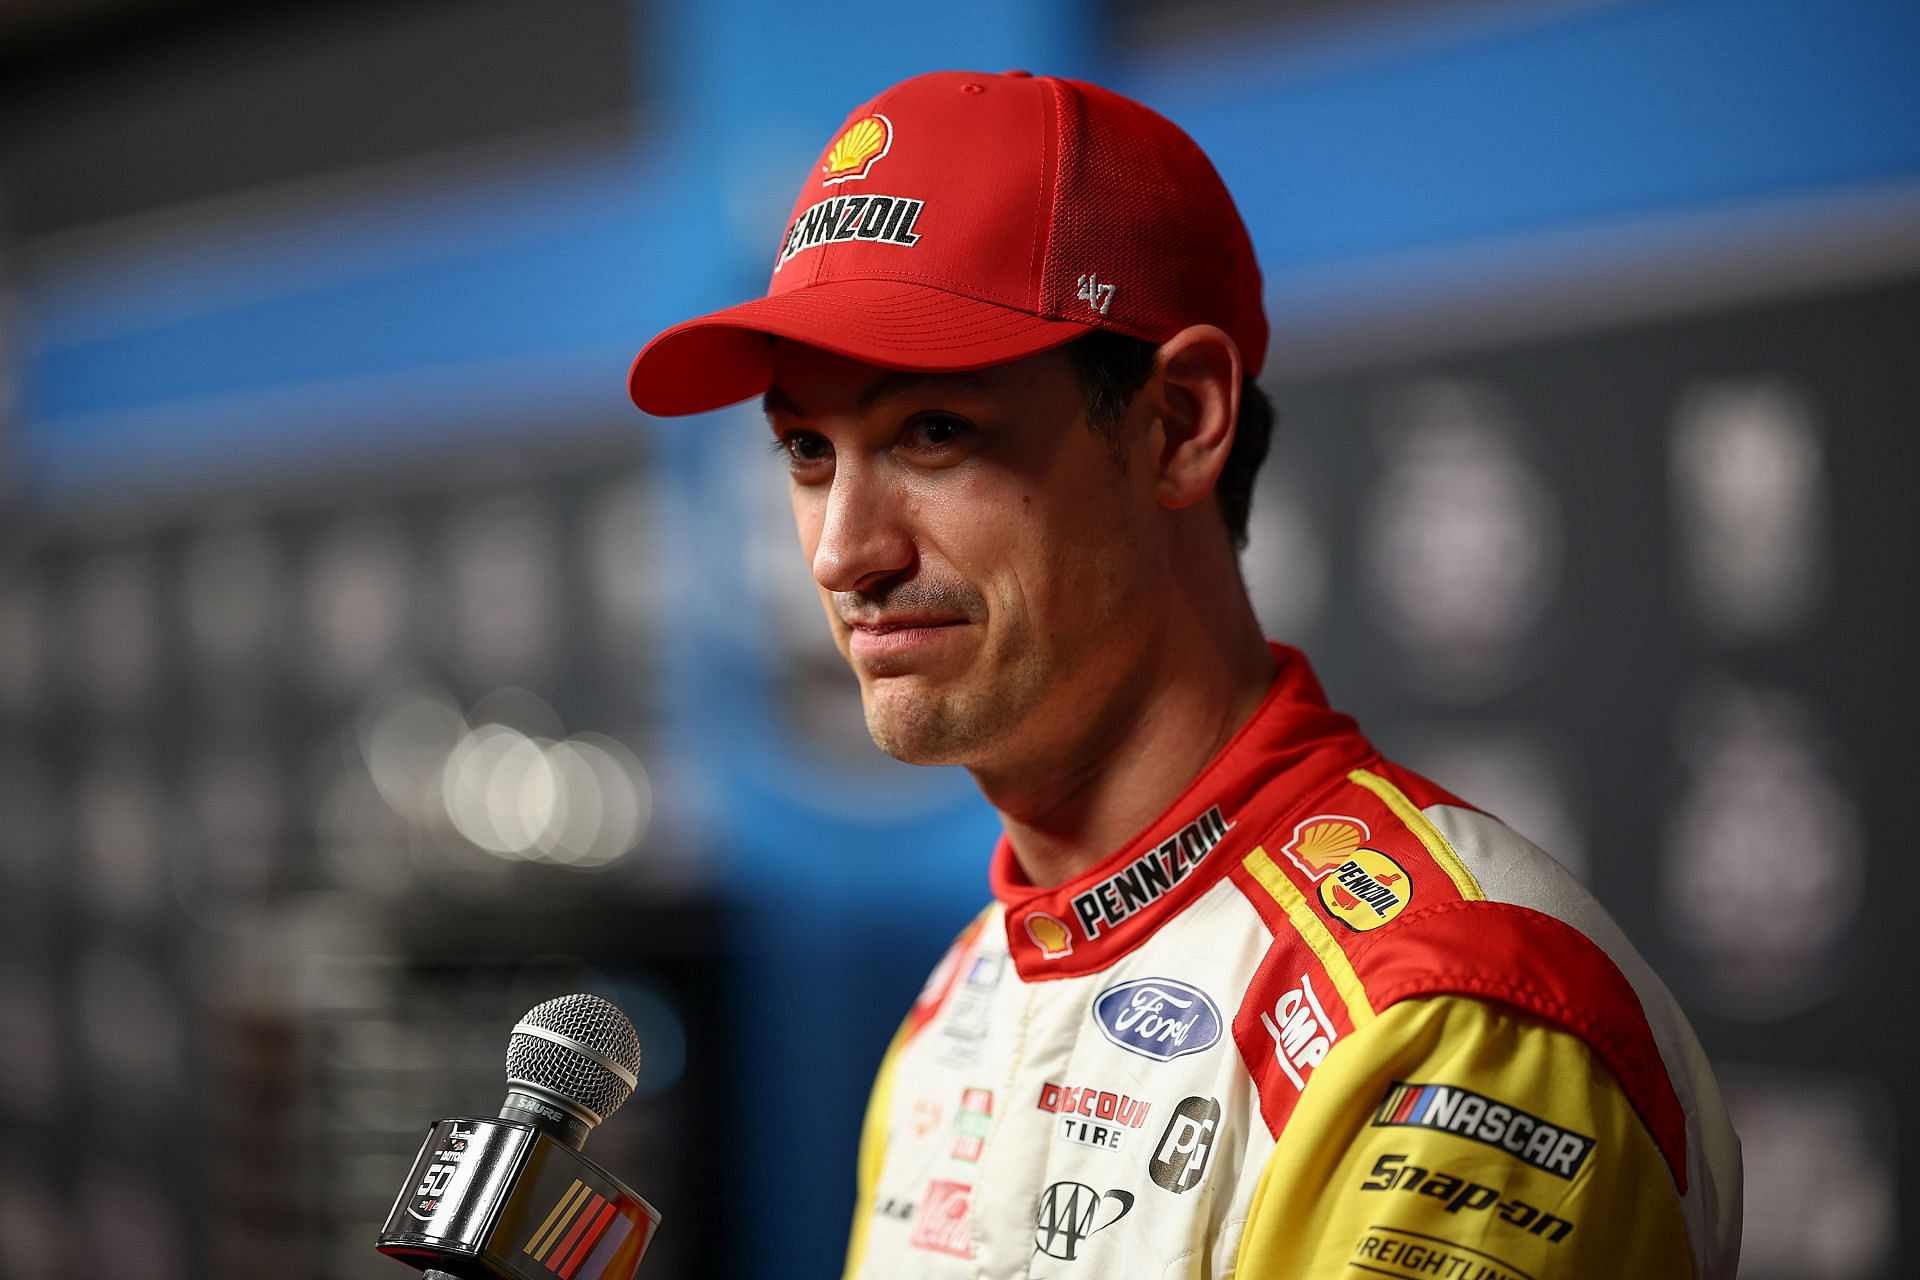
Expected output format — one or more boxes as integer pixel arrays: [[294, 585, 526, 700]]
[[774, 433, 833, 469], [903, 415, 973, 452]]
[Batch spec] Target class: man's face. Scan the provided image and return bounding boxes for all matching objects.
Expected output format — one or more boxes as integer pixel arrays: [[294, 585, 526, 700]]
[[764, 340, 1164, 769]]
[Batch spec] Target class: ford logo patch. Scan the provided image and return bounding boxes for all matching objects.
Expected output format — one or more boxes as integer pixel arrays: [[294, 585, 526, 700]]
[[1091, 978, 1222, 1062]]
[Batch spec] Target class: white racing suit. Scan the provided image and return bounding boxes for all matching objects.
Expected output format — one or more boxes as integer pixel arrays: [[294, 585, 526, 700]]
[[842, 645, 1740, 1279]]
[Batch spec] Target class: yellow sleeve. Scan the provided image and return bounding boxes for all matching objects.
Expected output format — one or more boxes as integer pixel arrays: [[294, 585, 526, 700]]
[[839, 1018, 909, 1280], [1235, 995, 1692, 1278]]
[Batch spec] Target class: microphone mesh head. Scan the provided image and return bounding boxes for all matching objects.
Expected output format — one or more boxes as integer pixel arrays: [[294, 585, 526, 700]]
[[506, 994, 642, 1125]]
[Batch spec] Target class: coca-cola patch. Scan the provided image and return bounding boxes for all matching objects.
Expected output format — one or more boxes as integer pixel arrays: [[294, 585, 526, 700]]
[[908, 1180, 972, 1258], [1090, 977, 1222, 1062]]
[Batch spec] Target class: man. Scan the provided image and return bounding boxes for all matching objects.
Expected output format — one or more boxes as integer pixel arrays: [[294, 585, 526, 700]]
[[629, 70, 1740, 1278]]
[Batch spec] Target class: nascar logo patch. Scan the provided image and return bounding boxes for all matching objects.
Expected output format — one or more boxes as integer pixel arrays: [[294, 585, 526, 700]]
[[1372, 1081, 1597, 1179]]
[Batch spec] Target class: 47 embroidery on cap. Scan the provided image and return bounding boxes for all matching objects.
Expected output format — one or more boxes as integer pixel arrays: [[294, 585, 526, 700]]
[[1077, 273, 1116, 315]]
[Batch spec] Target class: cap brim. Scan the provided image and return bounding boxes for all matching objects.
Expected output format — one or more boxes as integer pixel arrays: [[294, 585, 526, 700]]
[[628, 278, 1095, 417]]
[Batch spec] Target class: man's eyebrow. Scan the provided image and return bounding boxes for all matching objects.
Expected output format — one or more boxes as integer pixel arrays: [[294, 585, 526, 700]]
[[762, 370, 990, 422], [762, 385, 804, 421], [857, 370, 989, 413]]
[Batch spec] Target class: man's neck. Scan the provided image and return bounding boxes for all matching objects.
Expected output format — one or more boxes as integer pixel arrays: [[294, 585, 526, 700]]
[[973, 619, 1276, 890]]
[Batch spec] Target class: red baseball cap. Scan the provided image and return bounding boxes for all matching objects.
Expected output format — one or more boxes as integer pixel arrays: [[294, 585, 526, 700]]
[[628, 69, 1268, 417]]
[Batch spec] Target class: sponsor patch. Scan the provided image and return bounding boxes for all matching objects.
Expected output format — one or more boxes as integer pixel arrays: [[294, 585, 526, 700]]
[[1258, 971, 1338, 1091], [1025, 911, 1074, 959], [1148, 1096, 1220, 1194], [1359, 1153, 1576, 1242], [1091, 978, 1222, 1062], [821, 113, 893, 184], [933, 948, 1003, 1068], [908, 1095, 942, 1138], [1033, 1183, 1134, 1262], [1319, 849, 1411, 931], [1072, 806, 1232, 941], [965, 953, 1004, 986], [908, 1180, 972, 1258], [775, 193, 925, 271], [1281, 815, 1371, 880], [1350, 1226, 1530, 1280], [1037, 1081, 1153, 1151], [951, 1088, 993, 1162], [1373, 1081, 1597, 1180]]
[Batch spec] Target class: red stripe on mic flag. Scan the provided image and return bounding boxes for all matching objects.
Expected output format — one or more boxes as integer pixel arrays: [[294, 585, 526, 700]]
[[559, 1201, 617, 1279], [547, 1193, 605, 1273], [528, 1181, 590, 1260], [573, 1208, 636, 1279]]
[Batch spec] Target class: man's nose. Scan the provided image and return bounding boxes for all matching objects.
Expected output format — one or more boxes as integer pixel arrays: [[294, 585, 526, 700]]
[[811, 460, 915, 593]]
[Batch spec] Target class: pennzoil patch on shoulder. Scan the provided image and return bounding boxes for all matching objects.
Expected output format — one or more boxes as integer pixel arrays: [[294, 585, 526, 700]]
[[775, 194, 926, 270], [1318, 848, 1410, 931]]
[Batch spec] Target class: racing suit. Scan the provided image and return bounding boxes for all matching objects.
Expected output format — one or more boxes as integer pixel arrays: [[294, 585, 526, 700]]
[[841, 644, 1741, 1278]]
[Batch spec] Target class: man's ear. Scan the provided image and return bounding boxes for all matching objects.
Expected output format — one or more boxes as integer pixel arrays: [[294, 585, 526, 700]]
[[1145, 325, 1242, 511]]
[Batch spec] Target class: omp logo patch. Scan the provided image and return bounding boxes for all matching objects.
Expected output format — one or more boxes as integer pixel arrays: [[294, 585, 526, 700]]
[[1373, 1081, 1597, 1180], [1259, 971, 1338, 1091], [1319, 849, 1410, 931]]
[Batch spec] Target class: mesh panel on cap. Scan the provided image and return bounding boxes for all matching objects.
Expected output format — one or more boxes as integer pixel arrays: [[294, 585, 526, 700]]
[[1041, 79, 1266, 372]]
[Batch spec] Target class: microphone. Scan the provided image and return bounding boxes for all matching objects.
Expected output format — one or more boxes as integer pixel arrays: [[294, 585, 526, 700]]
[[501, 994, 643, 1150], [376, 995, 662, 1280]]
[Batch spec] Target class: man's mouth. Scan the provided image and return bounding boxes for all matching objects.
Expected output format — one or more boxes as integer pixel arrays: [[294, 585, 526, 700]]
[[845, 615, 966, 634], [843, 616, 971, 660]]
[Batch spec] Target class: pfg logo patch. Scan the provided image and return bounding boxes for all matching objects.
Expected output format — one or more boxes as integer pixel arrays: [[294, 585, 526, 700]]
[[1091, 978, 1222, 1062], [1148, 1096, 1221, 1194]]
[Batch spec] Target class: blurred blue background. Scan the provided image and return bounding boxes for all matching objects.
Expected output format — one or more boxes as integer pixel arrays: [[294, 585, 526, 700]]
[[0, 0, 1915, 1276]]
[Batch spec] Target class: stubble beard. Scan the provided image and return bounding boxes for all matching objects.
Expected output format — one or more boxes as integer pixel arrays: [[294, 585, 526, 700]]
[[859, 627, 1050, 766]]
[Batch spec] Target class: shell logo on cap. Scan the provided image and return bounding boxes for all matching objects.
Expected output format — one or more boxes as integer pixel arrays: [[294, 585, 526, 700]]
[[822, 114, 893, 184], [1025, 911, 1073, 959], [1282, 815, 1371, 881]]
